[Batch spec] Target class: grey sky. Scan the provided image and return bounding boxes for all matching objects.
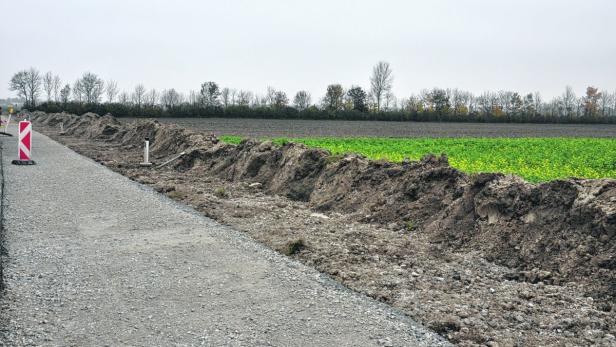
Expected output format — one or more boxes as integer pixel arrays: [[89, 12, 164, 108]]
[[1, 0, 615, 100]]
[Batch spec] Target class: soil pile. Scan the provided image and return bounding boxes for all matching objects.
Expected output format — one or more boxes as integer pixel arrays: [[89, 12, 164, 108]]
[[30, 112, 616, 345], [175, 137, 616, 300]]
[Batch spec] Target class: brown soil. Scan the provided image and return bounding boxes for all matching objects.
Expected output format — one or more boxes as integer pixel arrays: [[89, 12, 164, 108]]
[[31, 112, 616, 346]]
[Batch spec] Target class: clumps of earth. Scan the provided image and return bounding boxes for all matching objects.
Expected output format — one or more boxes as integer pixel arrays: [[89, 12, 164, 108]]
[[31, 111, 616, 346]]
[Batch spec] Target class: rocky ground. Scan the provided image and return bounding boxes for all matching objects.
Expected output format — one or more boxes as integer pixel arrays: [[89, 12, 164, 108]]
[[32, 112, 616, 346]]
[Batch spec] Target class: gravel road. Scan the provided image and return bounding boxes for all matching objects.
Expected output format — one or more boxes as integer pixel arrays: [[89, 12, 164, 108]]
[[0, 130, 449, 346]]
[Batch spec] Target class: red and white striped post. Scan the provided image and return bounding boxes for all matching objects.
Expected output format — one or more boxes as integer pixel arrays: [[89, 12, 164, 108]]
[[12, 121, 36, 165]]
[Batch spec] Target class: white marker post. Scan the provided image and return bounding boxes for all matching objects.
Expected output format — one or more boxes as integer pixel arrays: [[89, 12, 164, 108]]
[[5, 114, 11, 131], [140, 137, 152, 166]]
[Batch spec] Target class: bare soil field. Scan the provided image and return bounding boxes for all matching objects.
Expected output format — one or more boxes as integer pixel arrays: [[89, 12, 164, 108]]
[[122, 117, 616, 138], [32, 112, 616, 346]]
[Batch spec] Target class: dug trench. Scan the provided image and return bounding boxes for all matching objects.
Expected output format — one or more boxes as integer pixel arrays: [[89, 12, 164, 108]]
[[31, 112, 615, 346]]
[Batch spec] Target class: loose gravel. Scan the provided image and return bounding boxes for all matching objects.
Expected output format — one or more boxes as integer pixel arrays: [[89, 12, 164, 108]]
[[0, 130, 449, 346]]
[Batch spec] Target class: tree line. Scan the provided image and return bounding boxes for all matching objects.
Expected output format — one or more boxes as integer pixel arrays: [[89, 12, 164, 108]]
[[9, 63, 616, 123]]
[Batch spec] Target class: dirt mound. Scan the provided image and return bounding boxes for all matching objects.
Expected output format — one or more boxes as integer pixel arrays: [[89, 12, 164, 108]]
[[31, 112, 74, 127], [31, 112, 122, 140], [31, 112, 616, 300]]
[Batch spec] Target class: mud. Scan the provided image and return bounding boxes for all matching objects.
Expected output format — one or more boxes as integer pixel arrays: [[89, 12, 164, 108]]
[[31, 112, 616, 346]]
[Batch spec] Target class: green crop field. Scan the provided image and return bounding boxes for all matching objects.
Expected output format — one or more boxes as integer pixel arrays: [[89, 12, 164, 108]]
[[221, 136, 616, 182]]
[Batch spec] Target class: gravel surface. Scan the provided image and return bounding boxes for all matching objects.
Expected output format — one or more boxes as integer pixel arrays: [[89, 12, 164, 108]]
[[0, 130, 449, 346], [121, 117, 616, 138]]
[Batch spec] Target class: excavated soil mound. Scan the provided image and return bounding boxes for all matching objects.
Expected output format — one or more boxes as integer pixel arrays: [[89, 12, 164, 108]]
[[31, 112, 616, 300]]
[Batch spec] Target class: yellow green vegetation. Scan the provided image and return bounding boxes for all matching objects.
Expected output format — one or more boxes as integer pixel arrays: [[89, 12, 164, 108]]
[[221, 136, 616, 183]]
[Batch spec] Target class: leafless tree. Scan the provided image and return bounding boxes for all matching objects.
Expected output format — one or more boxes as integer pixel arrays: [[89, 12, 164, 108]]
[[73, 80, 84, 103], [11, 68, 42, 107], [265, 86, 277, 106], [161, 88, 183, 108], [293, 91, 311, 110], [533, 92, 543, 115], [52, 75, 61, 102], [497, 91, 514, 114], [132, 84, 147, 107], [477, 91, 497, 115], [146, 89, 159, 106], [237, 90, 252, 106], [612, 91, 616, 117], [370, 61, 393, 112], [188, 90, 199, 105], [9, 71, 29, 105], [229, 89, 237, 105], [419, 89, 431, 111], [402, 94, 420, 113], [118, 91, 130, 104], [106, 80, 119, 103], [25, 68, 42, 107], [59, 84, 71, 104], [384, 91, 397, 111], [561, 86, 577, 117], [43, 71, 54, 101], [221, 87, 231, 107], [273, 91, 288, 108], [76, 72, 104, 103], [599, 90, 613, 117]]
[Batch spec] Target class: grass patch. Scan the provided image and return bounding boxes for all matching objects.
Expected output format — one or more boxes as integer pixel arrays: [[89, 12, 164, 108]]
[[284, 238, 306, 256], [221, 136, 616, 182], [166, 190, 184, 199], [214, 187, 228, 198]]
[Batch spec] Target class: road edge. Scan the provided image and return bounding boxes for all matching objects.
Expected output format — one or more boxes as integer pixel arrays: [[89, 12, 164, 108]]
[[0, 137, 5, 292]]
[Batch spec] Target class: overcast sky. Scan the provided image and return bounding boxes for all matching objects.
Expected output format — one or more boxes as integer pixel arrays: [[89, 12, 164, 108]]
[[1, 0, 615, 101]]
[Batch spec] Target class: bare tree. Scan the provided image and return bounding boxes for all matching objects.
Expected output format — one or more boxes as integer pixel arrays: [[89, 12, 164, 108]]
[[118, 91, 130, 104], [8, 68, 42, 107], [188, 90, 199, 105], [76, 72, 104, 103], [11, 68, 43, 107], [161, 88, 183, 108], [73, 80, 84, 103], [230, 88, 237, 105], [59, 84, 71, 104], [26, 68, 42, 107], [273, 91, 289, 108], [43, 71, 54, 101], [146, 89, 159, 106], [599, 90, 613, 117], [293, 91, 312, 110], [370, 61, 393, 112], [9, 71, 29, 105], [265, 86, 277, 106], [561, 86, 577, 118], [612, 91, 616, 117], [221, 87, 231, 107], [237, 90, 252, 106], [533, 92, 543, 115], [106, 80, 119, 103], [52, 75, 61, 102], [132, 84, 147, 107], [384, 91, 397, 111]]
